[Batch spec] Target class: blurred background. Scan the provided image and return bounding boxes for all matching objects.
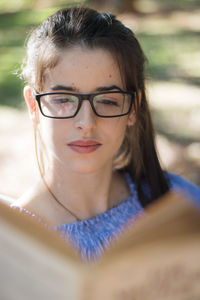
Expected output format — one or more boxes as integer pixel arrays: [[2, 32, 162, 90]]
[[0, 0, 200, 198]]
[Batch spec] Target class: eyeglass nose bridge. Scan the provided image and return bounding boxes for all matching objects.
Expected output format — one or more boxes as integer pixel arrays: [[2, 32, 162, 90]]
[[76, 94, 97, 116], [79, 94, 94, 102]]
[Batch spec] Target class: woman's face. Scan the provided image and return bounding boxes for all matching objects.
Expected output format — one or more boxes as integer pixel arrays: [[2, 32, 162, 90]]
[[32, 46, 135, 174]]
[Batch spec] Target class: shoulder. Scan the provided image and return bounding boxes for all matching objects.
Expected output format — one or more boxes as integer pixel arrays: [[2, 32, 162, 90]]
[[9, 184, 50, 221], [9, 184, 75, 227], [0, 194, 16, 206], [166, 172, 200, 207], [11, 186, 38, 208]]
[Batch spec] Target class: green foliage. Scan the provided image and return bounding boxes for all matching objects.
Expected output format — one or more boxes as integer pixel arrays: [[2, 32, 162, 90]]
[[0, 8, 62, 108], [0, 47, 24, 108], [138, 32, 200, 85], [0, 0, 82, 13], [0, 0, 34, 13]]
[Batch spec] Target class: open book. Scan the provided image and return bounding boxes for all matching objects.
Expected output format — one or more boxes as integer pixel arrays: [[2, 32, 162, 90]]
[[0, 192, 200, 300]]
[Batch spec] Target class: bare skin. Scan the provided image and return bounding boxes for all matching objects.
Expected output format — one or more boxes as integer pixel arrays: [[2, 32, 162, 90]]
[[15, 170, 131, 226]]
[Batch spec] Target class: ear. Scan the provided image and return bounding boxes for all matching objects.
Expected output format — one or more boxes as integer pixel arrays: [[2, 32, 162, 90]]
[[127, 108, 136, 126], [24, 86, 40, 124], [127, 90, 141, 126]]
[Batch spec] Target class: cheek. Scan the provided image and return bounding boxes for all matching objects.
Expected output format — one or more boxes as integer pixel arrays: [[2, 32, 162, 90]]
[[39, 119, 65, 151], [105, 118, 128, 152]]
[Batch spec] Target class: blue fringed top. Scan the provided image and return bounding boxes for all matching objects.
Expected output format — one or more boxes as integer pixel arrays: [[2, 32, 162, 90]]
[[10, 173, 200, 261]]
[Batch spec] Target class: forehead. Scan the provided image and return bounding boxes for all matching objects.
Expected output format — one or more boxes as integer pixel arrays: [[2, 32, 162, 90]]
[[43, 46, 124, 92]]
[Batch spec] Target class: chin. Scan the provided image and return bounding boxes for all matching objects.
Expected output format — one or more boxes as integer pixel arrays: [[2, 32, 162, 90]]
[[59, 150, 114, 174], [65, 160, 108, 175]]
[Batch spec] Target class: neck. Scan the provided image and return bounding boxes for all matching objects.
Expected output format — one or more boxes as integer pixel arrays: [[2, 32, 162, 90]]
[[43, 162, 120, 221]]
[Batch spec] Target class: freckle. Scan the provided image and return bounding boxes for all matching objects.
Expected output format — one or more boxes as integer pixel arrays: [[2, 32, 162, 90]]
[[85, 66, 88, 69], [109, 74, 112, 78]]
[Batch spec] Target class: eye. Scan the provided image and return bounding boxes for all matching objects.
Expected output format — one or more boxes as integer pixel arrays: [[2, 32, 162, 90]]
[[52, 97, 75, 104], [96, 98, 120, 106]]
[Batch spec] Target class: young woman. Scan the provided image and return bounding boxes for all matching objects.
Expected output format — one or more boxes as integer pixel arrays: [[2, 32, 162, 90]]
[[11, 6, 200, 261]]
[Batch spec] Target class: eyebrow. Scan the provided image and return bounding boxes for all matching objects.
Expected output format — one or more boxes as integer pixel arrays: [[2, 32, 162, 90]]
[[50, 84, 123, 93], [51, 85, 77, 92], [95, 85, 123, 92]]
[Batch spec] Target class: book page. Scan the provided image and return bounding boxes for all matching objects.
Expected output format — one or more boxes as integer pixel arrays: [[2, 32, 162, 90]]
[[0, 201, 87, 300], [91, 192, 200, 300]]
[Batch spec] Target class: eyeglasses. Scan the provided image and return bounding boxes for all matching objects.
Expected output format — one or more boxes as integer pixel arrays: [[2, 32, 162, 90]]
[[35, 91, 135, 119]]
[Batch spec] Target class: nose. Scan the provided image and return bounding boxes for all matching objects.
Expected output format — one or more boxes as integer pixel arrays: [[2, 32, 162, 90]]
[[74, 100, 97, 132]]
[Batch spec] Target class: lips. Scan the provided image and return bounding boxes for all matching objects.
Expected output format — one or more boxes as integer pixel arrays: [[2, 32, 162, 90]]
[[67, 140, 102, 154]]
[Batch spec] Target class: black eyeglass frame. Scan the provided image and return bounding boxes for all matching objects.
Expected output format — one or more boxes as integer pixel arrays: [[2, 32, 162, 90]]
[[35, 91, 135, 119]]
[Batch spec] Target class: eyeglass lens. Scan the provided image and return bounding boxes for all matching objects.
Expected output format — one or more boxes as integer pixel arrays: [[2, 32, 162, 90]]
[[40, 93, 132, 118]]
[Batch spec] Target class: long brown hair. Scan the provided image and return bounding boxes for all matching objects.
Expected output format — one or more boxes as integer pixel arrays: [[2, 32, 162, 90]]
[[22, 6, 169, 207]]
